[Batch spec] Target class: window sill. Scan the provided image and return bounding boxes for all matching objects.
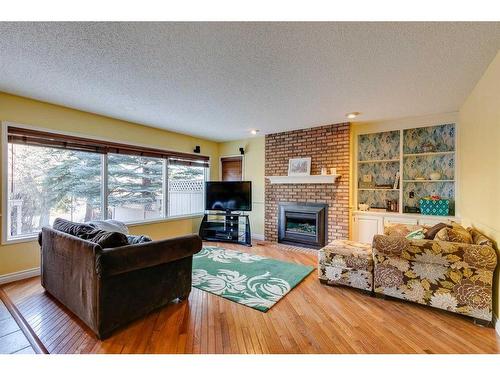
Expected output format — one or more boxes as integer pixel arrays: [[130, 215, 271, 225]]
[[125, 214, 204, 227], [2, 214, 204, 245]]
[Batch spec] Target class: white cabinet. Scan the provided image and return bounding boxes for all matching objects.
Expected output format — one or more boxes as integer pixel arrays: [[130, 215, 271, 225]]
[[352, 211, 460, 244], [353, 215, 383, 244]]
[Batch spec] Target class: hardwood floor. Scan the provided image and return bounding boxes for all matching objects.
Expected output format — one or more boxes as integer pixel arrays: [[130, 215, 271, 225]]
[[1, 241, 499, 354]]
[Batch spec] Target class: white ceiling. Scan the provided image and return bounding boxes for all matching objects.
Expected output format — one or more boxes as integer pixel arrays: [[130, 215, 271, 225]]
[[0, 22, 499, 141]]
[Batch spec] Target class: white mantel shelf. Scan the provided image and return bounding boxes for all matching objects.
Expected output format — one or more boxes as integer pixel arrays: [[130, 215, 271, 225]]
[[266, 175, 340, 184]]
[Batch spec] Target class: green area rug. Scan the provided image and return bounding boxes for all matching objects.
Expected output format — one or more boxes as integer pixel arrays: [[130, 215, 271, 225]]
[[192, 246, 314, 312]]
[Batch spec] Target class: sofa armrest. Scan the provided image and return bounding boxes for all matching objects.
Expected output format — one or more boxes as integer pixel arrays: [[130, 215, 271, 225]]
[[97, 234, 202, 277]]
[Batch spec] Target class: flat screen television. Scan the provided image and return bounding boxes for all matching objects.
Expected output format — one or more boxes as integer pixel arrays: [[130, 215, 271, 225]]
[[205, 181, 252, 212]]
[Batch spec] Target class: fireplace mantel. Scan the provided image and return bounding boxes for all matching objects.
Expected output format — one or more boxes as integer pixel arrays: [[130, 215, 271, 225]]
[[266, 175, 340, 184]]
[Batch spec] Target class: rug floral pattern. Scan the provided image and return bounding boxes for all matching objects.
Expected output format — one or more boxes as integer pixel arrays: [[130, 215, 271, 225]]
[[192, 247, 314, 312]]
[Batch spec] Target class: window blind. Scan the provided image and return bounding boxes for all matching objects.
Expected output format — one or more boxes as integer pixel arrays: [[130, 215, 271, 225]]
[[8, 126, 209, 166]]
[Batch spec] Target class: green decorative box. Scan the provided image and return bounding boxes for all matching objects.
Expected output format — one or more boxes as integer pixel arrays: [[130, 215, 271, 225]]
[[419, 198, 450, 216]]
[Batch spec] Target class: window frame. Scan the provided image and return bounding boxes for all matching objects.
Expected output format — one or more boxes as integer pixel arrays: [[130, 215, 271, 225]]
[[2, 122, 210, 244]]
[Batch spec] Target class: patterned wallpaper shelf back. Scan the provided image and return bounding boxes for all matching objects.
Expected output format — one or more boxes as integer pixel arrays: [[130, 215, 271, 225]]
[[357, 123, 456, 215], [358, 130, 400, 161]]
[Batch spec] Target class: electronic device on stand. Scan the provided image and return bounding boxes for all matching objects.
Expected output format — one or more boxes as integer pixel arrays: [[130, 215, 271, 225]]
[[198, 181, 252, 246]]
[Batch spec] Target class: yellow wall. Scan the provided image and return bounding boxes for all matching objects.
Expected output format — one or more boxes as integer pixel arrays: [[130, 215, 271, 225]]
[[0, 92, 219, 277], [218, 137, 265, 238], [459, 50, 500, 318]]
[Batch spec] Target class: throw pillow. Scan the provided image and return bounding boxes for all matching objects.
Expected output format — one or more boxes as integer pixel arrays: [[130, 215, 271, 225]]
[[84, 229, 129, 248], [126, 235, 152, 245], [53, 218, 96, 237], [384, 223, 423, 237], [435, 226, 473, 244], [406, 229, 425, 240], [470, 230, 494, 247], [424, 222, 450, 240]]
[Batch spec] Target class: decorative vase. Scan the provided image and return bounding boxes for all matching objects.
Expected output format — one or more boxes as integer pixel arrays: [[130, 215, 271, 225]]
[[429, 172, 441, 181]]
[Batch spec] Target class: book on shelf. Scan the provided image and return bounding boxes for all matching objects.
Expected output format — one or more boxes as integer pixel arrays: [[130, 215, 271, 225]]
[[393, 171, 400, 189]]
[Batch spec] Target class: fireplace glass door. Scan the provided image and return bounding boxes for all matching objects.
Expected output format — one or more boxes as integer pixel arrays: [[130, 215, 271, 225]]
[[285, 213, 317, 237]]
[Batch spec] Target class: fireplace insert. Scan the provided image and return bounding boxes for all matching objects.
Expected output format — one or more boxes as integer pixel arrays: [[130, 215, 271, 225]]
[[278, 202, 327, 249]]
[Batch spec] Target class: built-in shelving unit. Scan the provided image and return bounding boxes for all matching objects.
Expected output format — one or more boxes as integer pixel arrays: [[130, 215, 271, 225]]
[[357, 130, 401, 212], [356, 123, 456, 216]]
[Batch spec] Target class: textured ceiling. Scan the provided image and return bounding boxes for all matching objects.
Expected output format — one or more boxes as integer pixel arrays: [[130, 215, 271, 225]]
[[0, 22, 499, 141]]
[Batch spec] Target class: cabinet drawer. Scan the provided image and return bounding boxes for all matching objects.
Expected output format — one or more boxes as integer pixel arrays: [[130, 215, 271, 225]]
[[384, 217, 419, 226]]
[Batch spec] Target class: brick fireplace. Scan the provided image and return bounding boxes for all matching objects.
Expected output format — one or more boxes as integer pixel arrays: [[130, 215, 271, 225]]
[[265, 123, 350, 244]]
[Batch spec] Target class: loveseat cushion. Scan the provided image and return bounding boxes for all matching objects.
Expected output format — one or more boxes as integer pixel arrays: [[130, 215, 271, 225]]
[[53, 218, 96, 237], [84, 229, 129, 248]]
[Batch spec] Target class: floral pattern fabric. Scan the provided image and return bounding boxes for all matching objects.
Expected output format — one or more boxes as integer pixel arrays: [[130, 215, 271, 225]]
[[318, 240, 374, 292], [372, 230, 497, 321]]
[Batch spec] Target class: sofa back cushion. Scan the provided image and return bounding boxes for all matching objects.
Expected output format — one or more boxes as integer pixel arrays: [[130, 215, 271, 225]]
[[53, 218, 96, 237]]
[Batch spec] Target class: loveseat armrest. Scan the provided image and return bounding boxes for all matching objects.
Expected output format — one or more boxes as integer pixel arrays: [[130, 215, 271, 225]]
[[97, 234, 202, 277]]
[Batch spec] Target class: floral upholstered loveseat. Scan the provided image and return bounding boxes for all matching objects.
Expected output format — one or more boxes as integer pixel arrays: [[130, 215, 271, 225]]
[[372, 227, 497, 323]]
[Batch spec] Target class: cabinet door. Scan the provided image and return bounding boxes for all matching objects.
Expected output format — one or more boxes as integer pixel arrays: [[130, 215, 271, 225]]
[[354, 216, 382, 244]]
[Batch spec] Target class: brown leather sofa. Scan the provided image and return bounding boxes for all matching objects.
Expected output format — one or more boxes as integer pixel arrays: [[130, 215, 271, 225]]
[[40, 227, 202, 339]]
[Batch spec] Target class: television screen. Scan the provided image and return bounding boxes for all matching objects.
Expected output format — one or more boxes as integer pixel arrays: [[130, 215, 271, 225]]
[[205, 181, 252, 211]]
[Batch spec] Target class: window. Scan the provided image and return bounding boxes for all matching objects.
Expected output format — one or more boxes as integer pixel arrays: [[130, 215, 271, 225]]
[[7, 143, 102, 238], [168, 163, 206, 216], [5, 126, 209, 241], [108, 154, 164, 222]]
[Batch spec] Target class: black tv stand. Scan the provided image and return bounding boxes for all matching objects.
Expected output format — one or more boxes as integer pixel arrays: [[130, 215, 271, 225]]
[[199, 212, 252, 246]]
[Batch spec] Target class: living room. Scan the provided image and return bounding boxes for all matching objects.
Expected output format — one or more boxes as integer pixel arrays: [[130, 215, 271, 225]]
[[0, 1, 500, 372]]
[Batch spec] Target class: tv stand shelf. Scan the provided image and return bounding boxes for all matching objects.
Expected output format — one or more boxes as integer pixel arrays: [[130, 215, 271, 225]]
[[199, 212, 252, 247]]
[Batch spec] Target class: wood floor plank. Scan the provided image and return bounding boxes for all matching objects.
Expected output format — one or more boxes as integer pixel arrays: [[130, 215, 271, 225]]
[[1, 241, 499, 354]]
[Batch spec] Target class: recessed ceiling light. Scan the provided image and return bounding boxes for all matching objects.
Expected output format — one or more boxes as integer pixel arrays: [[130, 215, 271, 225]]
[[250, 129, 259, 135], [346, 112, 361, 119]]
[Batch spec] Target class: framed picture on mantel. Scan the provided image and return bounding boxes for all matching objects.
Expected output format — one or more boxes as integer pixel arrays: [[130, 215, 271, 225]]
[[288, 157, 311, 176]]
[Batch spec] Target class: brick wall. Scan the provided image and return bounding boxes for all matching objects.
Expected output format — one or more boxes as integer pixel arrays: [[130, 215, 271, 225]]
[[265, 123, 350, 243]]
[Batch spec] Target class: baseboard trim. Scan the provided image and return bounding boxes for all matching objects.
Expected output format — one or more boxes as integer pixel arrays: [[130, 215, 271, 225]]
[[494, 313, 500, 337], [252, 234, 265, 241], [0, 267, 40, 285]]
